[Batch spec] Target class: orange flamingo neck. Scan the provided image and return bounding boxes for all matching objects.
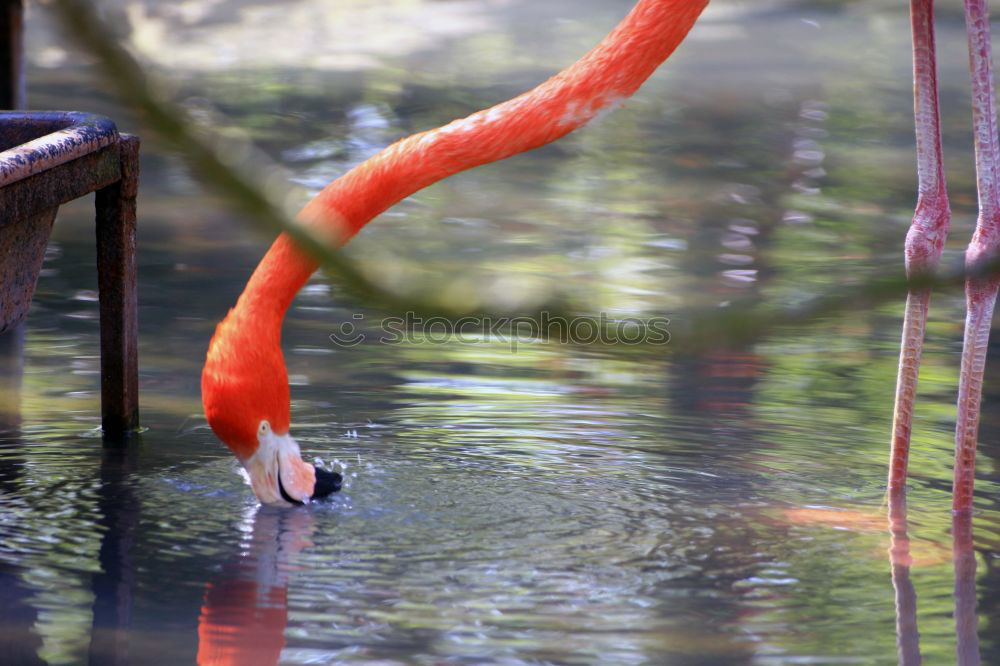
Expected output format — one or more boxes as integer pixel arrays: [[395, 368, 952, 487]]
[[234, 0, 707, 322], [205, 0, 707, 466]]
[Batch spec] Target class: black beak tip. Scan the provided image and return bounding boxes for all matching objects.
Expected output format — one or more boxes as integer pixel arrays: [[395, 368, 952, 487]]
[[311, 466, 343, 499]]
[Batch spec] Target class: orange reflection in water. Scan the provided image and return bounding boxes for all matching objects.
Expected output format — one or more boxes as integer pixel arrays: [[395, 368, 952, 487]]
[[197, 507, 316, 666]]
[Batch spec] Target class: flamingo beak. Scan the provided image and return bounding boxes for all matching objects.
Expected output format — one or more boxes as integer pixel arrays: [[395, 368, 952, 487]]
[[312, 466, 342, 498], [242, 431, 342, 507]]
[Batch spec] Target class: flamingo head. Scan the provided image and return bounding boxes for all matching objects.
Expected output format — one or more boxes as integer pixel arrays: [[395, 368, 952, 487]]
[[201, 309, 341, 506]]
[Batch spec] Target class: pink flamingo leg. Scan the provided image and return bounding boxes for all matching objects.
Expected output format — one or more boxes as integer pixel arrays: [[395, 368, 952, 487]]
[[890, 0, 951, 491], [954, 0, 1000, 512]]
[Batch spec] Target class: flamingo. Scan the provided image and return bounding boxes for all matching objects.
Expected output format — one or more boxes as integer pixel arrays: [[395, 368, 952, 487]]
[[202, 0, 998, 509], [201, 0, 708, 506]]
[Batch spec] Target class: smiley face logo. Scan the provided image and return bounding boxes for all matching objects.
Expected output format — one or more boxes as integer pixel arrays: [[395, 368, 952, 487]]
[[329, 314, 365, 347]]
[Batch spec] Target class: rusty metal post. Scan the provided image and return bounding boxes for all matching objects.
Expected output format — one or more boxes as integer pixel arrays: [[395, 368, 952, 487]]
[[95, 134, 139, 438], [0, 0, 25, 110], [0, 0, 27, 429]]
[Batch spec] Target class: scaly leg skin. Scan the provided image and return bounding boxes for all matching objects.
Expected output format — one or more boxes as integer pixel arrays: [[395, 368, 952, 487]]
[[889, 0, 950, 492], [953, 271, 1000, 511], [890, 289, 935, 490], [954, 0, 1000, 513]]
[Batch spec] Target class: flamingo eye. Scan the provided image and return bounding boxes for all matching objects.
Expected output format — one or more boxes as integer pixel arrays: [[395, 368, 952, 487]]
[[258, 421, 270, 437]]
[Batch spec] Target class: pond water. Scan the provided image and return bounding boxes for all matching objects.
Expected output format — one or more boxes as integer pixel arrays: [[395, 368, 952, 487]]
[[3, 0, 1000, 664]]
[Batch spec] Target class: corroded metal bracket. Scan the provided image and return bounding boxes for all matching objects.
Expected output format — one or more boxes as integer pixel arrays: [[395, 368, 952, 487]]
[[0, 111, 139, 439]]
